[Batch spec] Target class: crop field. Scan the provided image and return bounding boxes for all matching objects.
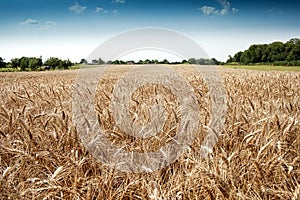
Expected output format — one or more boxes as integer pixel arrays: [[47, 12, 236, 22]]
[[0, 65, 299, 199], [223, 65, 300, 72]]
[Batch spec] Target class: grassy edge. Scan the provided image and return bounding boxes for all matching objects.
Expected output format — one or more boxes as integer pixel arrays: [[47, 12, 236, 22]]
[[221, 65, 300, 72], [2, 64, 300, 72]]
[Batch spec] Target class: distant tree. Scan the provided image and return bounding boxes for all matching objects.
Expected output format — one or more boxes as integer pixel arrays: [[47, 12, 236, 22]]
[[19, 57, 29, 71], [98, 58, 105, 65], [144, 59, 151, 64], [45, 58, 73, 70], [28, 57, 42, 70], [227, 55, 233, 63], [240, 51, 251, 65], [228, 38, 300, 65], [120, 60, 126, 64], [285, 38, 300, 62], [196, 58, 205, 65], [286, 42, 300, 61], [127, 60, 135, 65], [91, 58, 105, 65], [260, 44, 268, 62], [210, 58, 220, 65], [92, 59, 98, 65], [245, 45, 263, 63], [61, 59, 73, 69], [267, 42, 285, 62], [11, 58, 19, 68], [45, 57, 61, 70], [186, 58, 219, 65], [188, 58, 196, 64], [231, 51, 243, 63], [161, 59, 169, 64], [288, 38, 300, 45], [111, 60, 120, 65], [80, 59, 88, 64], [0, 57, 6, 68], [181, 60, 188, 64]]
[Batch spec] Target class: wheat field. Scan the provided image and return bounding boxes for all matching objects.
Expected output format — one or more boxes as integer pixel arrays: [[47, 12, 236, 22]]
[[0, 66, 299, 199]]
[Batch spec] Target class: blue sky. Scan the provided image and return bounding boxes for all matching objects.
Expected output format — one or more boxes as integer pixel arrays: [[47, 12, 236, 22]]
[[1, 0, 300, 62]]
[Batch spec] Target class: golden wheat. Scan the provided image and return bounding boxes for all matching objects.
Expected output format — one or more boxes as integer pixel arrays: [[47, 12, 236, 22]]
[[0, 66, 299, 199]]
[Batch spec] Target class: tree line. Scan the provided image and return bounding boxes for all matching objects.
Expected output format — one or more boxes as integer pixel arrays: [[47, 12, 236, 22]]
[[85, 58, 220, 65], [227, 38, 300, 66], [1, 56, 219, 72], [0, 57, 74, 71]]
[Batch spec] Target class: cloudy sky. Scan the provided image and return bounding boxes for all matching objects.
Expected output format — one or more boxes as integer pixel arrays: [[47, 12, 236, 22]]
[[0, 0, 300, 62]]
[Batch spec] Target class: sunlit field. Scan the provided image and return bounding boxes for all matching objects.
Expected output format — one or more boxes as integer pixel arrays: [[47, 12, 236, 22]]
[[0, 65, 299, 199], [223, 65, 300, 72]]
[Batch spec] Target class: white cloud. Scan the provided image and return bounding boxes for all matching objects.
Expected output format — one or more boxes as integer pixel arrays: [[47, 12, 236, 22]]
[[199, 0, 238, 16], [20, 19, 56, 31], [20, 18, 39, 25], [69, 2, 86, 14], [45, 21, 56, 26], [199, 6, 217, 16], [218, 0, 230, 15], [112, 0, 126, 4], [95, 7, 108, 13], [39, 21, 56, 31], [113, 9, 119, 14], [232, 8, 239, 14]]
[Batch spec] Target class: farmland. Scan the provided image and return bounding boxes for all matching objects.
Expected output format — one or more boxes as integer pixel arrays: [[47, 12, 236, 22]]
[[223, 65, 300, 72], [0, 65, 299, 199]]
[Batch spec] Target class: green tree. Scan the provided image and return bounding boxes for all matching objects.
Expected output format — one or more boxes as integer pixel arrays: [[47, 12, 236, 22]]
[[153, 59, 159, 64], [111, 60, 120, 65], [11, 58, 19, 68], [160, 59, 169, 64], [144, 59, 151, 64], [120, 60, 126, 64], [181, 60, 188, 64], [28, 57, 42, 70], [62, 59, 73, 69], [98, 58, 105, 65], [188, 58, 196, 64], [92, 59, 98, 65], [19, 57, 29, 71], [228, 38, 300, 65], [80, 59, 88, 64], [91, 58, 105, 65], [45, 57, 61, 69], [0, 57, 6, 68], [231, 51, 243, 63], [196, 58, 205, 65], [286, 43, 300, 61], [240, 51, 251, 64], [260, 44, 268, 62], [227, 55, 233, 63], [210, 58, 220, 65], [267, 42, 285, 62]]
